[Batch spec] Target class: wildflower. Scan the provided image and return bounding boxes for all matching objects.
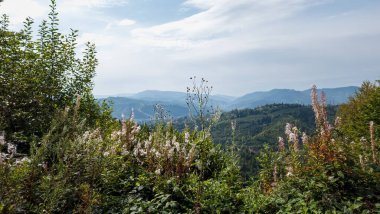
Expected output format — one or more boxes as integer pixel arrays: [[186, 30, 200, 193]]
[[0, 152, 5, 164], [370, 121, 377, 163], [103, 151, 110, 156], [334, 117, 341, 127], [82, 131, 90, 141], [289, 133, 296, 143], [139, 149, 147, 157], [286, 166, 294, 177], [174, 141, 180, 152], [155, 151, 161, 158], [155, 168, 161, 175], [144, 140, 152, 149], [311, 85, 331, 140], [181, 146, 187, 156], [15, 157, 31, 165], [278, 137, 285, 152], [129, 108, 135, 122], [292, 126, 298, 133], [168, 148, 174, 160], [311, 85, 319, 118], [121, 117, 127, 135], [186, 144, 196, 167], [131, 124, 141, 134], [133, 148, 139, 157], [231, 120, 236, 132], [0, 131, 5, 146], [213, 111, 221, 123], [302, 132, 308, 145], [285, 123, 292, 135], [360, 137, 367, 144], [7, 143, 16, 155], [111, 145, 117, 154], [293, 141, 299, 153], [184, 132, 190, 144], [21, 157, 31, 163]]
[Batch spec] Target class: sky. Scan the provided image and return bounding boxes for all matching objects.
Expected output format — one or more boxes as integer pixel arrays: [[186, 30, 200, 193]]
[[1, 0, 380, 96]]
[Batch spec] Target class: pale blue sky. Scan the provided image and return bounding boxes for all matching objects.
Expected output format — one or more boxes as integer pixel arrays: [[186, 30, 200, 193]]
[[1, 0, 379, 96]]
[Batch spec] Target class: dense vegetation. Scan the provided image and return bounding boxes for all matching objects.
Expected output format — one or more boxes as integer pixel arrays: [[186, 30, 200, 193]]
[[1, 1, 380, 213], [210, 104, 338, 178], [338, 81, 380, 141], [0, 1, 111, 153]]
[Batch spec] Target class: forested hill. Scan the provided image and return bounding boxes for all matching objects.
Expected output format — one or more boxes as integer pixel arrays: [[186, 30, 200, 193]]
[[210, 104, 338, 177]]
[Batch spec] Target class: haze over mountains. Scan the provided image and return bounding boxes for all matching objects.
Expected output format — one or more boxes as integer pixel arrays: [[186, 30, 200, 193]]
[[98, 86, 358, 121]]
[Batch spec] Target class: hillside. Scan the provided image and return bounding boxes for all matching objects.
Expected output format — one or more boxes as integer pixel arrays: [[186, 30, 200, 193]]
[[98, 97, 188, 121], [211, 104, 338, 177]]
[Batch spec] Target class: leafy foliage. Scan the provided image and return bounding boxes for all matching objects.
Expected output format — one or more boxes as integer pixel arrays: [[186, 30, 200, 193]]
[[338, 80, 380, 141], [0, 0, 100, 150]]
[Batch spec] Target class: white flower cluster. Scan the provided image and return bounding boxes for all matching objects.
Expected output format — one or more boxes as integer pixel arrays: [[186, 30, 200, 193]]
[[100, 115, 198, 176], [7, 143, 16, 155], [284, 123, 300, 152], [81, 128, 103, 143], [0, 142, 32, 166], [0, 152, 6, 164], [15, 157, 31, 165], [278, 137, 285, 152], [1, 143, 17, 164], [131, 133, 196, 173], [0, 131, 5, 146]]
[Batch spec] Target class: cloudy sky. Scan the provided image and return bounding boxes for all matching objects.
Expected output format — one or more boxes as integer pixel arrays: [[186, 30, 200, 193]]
[[1, 0, 380, 96]]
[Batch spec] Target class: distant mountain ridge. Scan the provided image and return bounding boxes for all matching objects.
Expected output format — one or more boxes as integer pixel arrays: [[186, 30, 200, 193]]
[[98, 86, 358, 121], [229, 86, 358, 110]]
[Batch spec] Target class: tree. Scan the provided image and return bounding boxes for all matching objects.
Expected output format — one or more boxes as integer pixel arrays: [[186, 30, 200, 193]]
[[0, 0, 98, 151], [338, 80, 380, 141]]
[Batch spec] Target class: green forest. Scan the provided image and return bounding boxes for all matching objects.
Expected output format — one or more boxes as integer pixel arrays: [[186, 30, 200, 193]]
[[1, 1, 380, 213]]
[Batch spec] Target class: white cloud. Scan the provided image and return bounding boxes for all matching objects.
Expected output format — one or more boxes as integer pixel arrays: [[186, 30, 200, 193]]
[[130, 0, 327, 53], [117, 18, 135, 26], [60, 0, 128, 9], [183, 0, 220, 9], [105, 18, 136, 30], [91, 0, 380, 95], [0, 0, 48, 25]]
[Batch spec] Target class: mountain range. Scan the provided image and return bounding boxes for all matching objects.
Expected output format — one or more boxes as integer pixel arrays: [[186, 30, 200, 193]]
[[97, 86, 358, 121]]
